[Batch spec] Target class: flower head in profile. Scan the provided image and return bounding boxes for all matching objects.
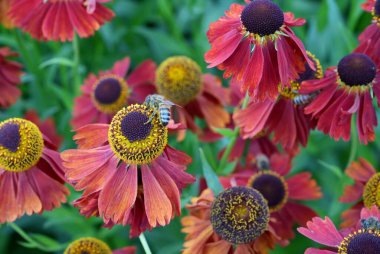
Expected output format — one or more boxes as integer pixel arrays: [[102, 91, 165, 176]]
[[234, 52, 323, 153], [300, 51, 380, 144], [64, 237, 136, 254], [356, 0, 380, 63], [221, 152, 322, 242], [156, 56, 230, 141], [62, 104, 195, 237], [0, 47, 23, 108], [339, 158, 380, 228], [298, 206, 380, 254], [72, 57, 156, 129], [205, 0, 314, 101], [8, 0, 114, 41], [182, 187, 287, 254], [0, 0, 13, 28], [0, 112, 69, 223]]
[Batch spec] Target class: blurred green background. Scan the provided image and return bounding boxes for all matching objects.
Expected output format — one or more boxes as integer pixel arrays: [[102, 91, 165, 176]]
[[0, 0, 379, 253]]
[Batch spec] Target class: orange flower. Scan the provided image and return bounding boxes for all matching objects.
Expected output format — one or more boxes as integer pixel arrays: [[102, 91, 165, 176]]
[[8, 0, 114, 41], [0, 112, 69, 223], [62, 104, 195, 237]]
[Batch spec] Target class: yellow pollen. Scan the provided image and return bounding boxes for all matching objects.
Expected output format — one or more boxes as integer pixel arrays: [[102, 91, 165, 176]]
[[0, 118, 44, 172], [156, 56, 202, 105], [64, 237, 112, 254], [363, 173, 380, 208], [337, 229, 380, 254]]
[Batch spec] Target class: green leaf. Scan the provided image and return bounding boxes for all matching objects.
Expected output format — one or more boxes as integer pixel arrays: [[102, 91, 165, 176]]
[[199, 148, 223, 195], [219, 160, 238, 176], [211, 127, 235, 138], [318, 160, 343, 178], [29, 234, 65, 251], [39, 57, 74, 69]]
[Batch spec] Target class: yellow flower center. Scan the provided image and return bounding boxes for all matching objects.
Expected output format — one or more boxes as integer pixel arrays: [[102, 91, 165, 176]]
[[338, 229, 380, 254], [108, 104, 168, 165], [64, 237, 112, 254], [91, 75, 129, 114], [156, 56, 202, 105], [363, 173, 380, 208], [0, 118, 44, 172]]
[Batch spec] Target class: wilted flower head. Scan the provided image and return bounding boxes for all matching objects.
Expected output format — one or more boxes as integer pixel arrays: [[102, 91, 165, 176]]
[[64, 237, 136, 254], [156, 56, 230, 141], [0, 112, 69, 223], [8, 0, 114, 41], [205, 0, 314, 101], [62, 103, 195, 237], [72, 57, 156, 129]]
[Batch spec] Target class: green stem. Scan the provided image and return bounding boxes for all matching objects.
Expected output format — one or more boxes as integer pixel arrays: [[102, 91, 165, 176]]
[[139, 233, 152, 254], [218, 93, 250, 172], [72, 34, 81, 96], [346, 116, 358, 169], [9, 222, 35, 244]]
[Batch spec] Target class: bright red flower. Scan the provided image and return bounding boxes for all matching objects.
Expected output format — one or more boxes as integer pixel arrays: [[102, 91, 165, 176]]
[[0, 47, 22, 108], [155, 56, 230, 142], [0, 0, 13, 28], [64, 237, 136, 254], [181, 187, 287, 254], [339, 158, 380, 228], [220, 152, 322, 242], [0, 113, 69, 223], [234, 52, 323, 153], [300, 51, 380, 144], [8, 0, 114, 42], [298, 206, 380, 254], [62, 104, 195, 237], [204, 0, 314, 101], [72, 57, 156, 129], [356, 0, 380, 63]]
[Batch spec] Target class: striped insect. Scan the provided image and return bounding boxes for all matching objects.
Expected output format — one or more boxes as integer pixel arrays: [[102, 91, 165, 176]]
[[293, 92, 318, 106], [144, 94, 176, 126]]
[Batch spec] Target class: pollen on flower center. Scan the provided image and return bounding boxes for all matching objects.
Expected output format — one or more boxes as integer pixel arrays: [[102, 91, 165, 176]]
[[108, 104, 168, 165], [337, 53, 377, 87], [296, 51, 323, 83], [0, 118, 44, 172], [92, 75, 129, 114], [156, 56, 202, 105], [338, 229, 380, 254], [248, 170, 288, 212], [241, 0, 284, 36], [64, 237, 112, 254], [210, 186, 269, 244], [363, 173, 380, 208]]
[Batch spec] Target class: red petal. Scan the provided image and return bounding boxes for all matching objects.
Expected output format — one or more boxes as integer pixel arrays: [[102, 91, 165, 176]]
[[287, 172, 322, 200]]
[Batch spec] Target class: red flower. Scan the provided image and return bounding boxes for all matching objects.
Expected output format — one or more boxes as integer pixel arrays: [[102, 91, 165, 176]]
[[8, 0, 114, 41], [204, 0, 314, 101], [234, 52, 322, 153], [356, 0, 380, 63], [0, 47, 22, 108], [155, 56, 230, 141], [64, 237, 136, 254], [300, 51, 380, 144], [339, 158, 379, 228], [220, 152, 321, 243], [298, 206, 380, 253], [72, 57, 156, 129], [62, 104, 195, 237], [0, 0, 13, 28], [181, 187, 287, 254], [0, 113, 69, 223]]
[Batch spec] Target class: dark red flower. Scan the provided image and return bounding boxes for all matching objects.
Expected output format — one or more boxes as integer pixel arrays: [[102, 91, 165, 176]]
[[205, 0, 314, 101], [0, 114, 69, 223], [8, 0, 114, 41], [72, 57, 156, 129], [0, 47, 22, 108], [300, 52, 380, 144]]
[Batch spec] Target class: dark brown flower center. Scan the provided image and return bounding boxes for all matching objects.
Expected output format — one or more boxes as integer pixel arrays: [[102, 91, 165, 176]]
[[375, 0, 380, 17], [241, 0, 284, 36], [121, 111, 152, 142], [0, 123, 20, 152], [346, 232, 380, 254], [210, 186, 269, 244], [94, 78, 122, 104], [337, 53, 377, 86]]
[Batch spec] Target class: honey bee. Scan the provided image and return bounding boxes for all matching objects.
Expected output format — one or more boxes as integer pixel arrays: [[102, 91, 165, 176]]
[[293, 92, 318, 106], [144, 94, 176, 126], [255, 154, 270, 171]]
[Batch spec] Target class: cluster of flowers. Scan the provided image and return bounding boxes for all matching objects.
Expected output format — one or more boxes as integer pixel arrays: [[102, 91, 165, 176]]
[[0, 0, 380, 253]]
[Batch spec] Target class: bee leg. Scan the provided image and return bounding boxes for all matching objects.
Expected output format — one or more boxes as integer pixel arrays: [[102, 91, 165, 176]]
[[145, 107, 158, 125]]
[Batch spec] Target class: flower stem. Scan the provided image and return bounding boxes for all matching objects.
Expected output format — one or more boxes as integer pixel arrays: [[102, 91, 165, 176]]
[[72, 34, 81, 96], [139, 233, 152, 254], [218, 93, 250, 172], [346, 116, 358, 169]]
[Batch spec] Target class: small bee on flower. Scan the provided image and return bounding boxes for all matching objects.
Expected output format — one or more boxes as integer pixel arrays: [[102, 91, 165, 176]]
[[144, 94, 176, 127], [292, 92, 319, 106]]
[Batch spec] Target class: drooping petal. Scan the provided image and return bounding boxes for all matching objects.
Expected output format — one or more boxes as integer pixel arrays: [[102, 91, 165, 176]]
[[287, 172, 322, 200]]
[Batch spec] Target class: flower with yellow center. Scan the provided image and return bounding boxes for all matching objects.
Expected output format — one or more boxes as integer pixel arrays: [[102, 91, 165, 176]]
[[363, 173, 380, 208], [64, 237, 112, 254], [108, 104, 168, 165], [156, 56, 202, 105], [0, 118, 44, 172], [91, 75, 129, 114]]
